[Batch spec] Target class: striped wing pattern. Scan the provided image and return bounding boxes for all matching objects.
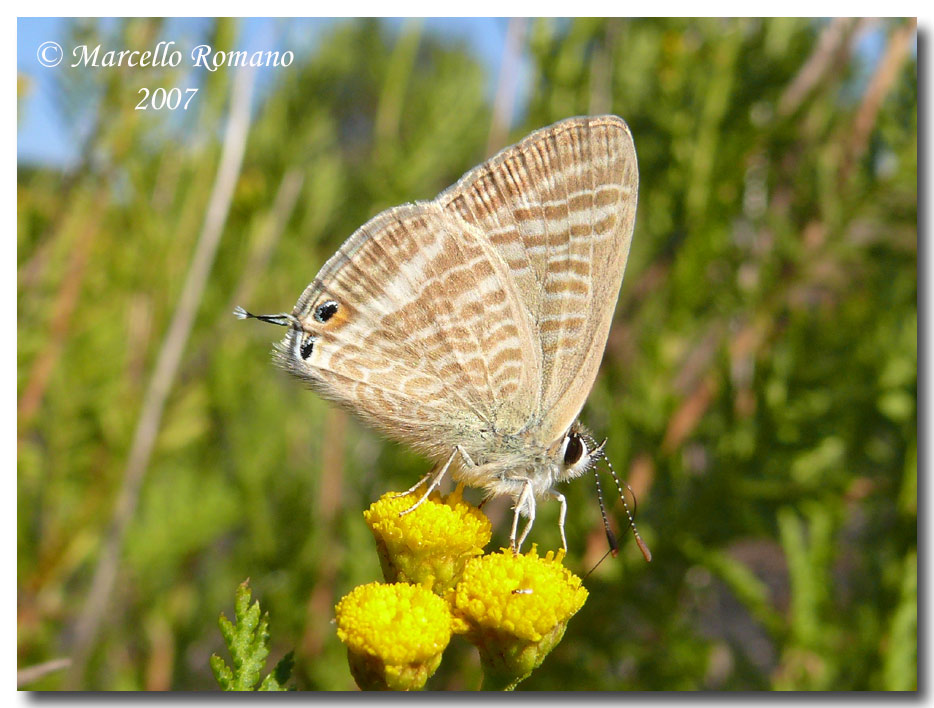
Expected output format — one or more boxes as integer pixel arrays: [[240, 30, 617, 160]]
[[277, 115, 637, 459], [278, 203, 540, 459], [438, 115, 638, 443]]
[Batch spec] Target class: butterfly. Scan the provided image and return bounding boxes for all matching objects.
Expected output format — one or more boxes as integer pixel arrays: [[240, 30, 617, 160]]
[[237, 115, 649, 558]]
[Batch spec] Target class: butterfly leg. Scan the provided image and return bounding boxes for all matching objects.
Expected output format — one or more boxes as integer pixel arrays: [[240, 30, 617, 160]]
[[391, 470, 433, 498], [398, 446, 465, 517], [510, 479, 536, 553], [544, 489, 569, 551]]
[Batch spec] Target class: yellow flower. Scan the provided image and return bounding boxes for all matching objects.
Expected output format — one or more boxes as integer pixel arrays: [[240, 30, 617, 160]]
[[450, 547, 589, 690], [364, 486, 491, 593], [335, 582, 452, 691]]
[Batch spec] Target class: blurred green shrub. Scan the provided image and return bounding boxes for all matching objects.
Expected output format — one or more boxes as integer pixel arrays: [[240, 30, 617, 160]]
[[17, 17, 916, 690]]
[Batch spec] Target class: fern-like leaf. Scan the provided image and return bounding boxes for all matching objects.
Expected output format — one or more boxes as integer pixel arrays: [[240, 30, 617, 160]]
[[210, 580, 292, 691]]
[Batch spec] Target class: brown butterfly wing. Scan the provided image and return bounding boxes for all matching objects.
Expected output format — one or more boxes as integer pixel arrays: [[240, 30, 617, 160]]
[[436, 115, 639, 444], [277, 203, 540, 461]]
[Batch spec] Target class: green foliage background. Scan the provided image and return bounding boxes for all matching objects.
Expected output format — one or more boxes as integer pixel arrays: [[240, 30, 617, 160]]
[[17, 18, 916, 690]]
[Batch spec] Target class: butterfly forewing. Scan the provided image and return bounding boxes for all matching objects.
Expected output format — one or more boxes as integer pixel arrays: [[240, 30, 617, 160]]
[[437, 116, 638, 443]]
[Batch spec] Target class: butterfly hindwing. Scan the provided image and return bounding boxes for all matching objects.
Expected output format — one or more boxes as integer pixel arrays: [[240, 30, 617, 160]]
[[278, 203, 540, 459]]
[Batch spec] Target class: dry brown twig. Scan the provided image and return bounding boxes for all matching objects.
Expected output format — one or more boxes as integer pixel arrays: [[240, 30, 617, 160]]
[[17, 657, 72, 688], [779, 18, 858, 117], [228, 167, 305, 310], [18, 204, 101, 433], [841, 18, 917, 181]]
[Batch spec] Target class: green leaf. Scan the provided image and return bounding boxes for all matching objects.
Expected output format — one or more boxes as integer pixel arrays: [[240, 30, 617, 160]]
[[211, 580, 292, 691], [259, 651, 296, 691]]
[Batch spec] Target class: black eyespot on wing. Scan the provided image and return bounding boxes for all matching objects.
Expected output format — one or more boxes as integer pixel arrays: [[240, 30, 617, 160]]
[[564, 433, 584, 465], [314, 301, 339, 323], [300, 335, 314, 359]]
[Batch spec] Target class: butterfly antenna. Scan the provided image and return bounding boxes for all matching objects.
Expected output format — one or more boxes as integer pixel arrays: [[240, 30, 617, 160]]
[[603, 449, 653, 563], [592, 464, 619, 557], [233, 306, 298, 328]]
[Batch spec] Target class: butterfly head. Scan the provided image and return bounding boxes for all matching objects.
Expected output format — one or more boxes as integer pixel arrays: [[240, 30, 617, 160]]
[[555, 422, 605, 483], [555, 421, 652, 563]]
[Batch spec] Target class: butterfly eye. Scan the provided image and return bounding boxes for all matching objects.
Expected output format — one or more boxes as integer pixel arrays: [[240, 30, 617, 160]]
[[563, 433, 585, 466], [300, 334, 315, 360], [314, 300, 339, 323]]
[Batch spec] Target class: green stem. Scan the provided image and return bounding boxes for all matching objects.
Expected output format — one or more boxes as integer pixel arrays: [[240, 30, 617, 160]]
[[481, 668, 528, 691]]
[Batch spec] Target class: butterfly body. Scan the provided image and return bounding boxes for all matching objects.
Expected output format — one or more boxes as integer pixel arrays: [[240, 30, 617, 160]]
[[243, 115, 638, 549], [446, 423, 599, 506]]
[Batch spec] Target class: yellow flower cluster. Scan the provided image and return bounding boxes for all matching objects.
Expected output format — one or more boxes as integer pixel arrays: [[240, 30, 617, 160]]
[[335, 582, 452, 691], [451, 547, 588, 641], [451, 548, 588, 689], [363, 486, 491, 593], [334, 486, 589, 691]]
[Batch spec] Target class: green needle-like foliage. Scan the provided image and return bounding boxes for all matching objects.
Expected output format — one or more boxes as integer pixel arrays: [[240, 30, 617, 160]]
[[211, 581, 293, 691], [17, 17, 916, 690]]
